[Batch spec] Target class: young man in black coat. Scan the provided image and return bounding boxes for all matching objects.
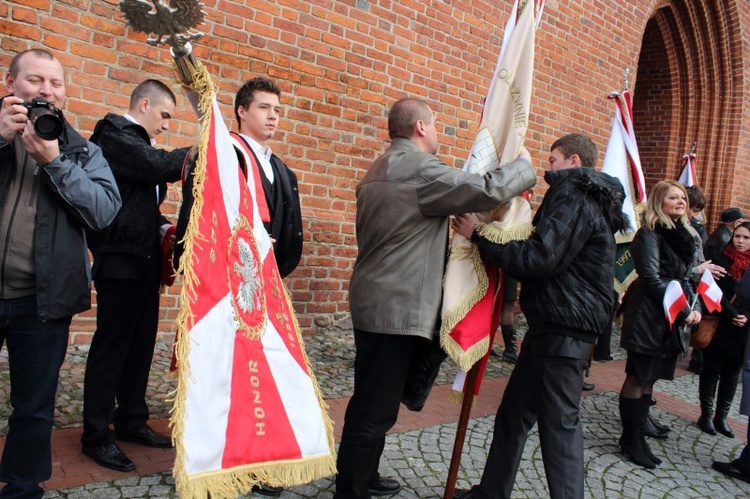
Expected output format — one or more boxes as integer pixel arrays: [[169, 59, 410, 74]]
[[82, 80, 191, 472], [452, 134, 628, 499]]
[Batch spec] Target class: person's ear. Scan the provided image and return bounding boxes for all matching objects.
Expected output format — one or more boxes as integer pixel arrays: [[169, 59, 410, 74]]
[[570, 153, 581, 167], [139, 97, 150, 113], [5, 73, 15, 94]]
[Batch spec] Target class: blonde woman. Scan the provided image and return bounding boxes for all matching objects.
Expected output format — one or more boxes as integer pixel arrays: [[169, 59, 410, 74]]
[[618, 180, 702, 468]]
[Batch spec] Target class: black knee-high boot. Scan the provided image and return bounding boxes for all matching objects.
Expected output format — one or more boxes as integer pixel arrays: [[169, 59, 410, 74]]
[[639, 396, 662, 464], [714, 372, 739, 438], [619, 396, 656, 469], [698, 371, 718, 435]]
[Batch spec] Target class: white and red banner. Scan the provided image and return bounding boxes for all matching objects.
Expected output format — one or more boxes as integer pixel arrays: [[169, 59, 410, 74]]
[[440, 0, 543, 379], [697, 269, 723, 313], [171, 65, 335, 498], [678, 152, 697, 187], [663, 280, 688, 326], [602, 86, 646, 294]]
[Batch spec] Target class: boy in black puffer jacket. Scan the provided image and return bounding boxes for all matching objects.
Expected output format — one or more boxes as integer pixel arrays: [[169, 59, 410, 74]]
[[452, 133, 628, 499]]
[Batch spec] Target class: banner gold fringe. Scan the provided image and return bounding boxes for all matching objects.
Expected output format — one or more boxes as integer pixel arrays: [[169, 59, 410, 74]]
[[476, 221, 534, 244], [181, 454, 336, 499], [439, 240, 489, 372], [169, 61, 335, 499], [449, 387, 478, 405], [439, 222, 532, 372], [170, 59, 215, 499]]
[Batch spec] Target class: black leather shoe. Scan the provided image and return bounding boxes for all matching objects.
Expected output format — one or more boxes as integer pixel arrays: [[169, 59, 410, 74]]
[[82, 442, 135, 472], [645, 413, 669, 439], [712, 461, 750, 484], [251, 484, 283, 496], [582, 382, 595, 391], [453, 488, 479, 498], [369, 476, 401, 496], [115, 425, 172, 448]]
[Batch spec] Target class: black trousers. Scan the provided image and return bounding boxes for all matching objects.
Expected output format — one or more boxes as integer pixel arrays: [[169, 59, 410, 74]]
[[475, 336, 588, 499], [81, 276, 160, 446], [0, 295, 70, 499], [334, 329, 424, 499]]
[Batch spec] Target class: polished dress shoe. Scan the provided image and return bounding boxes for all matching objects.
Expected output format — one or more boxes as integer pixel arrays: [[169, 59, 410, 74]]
[[82, 442, 135, 472], [453, 488, 479, 498], [645, 413, 669, 439], [369, 475, 401, 496], [712, 460, 750, 484], [251, 484, 283, 496], [115, 425, 172, 448], [582, 382, 595, 391]]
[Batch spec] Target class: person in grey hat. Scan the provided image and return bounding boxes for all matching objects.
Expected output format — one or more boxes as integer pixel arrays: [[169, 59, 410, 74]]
[[705, 207, 746, 261]]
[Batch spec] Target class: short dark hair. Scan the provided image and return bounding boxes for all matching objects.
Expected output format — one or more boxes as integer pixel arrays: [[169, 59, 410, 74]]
[[550, 133, 598, 168], [234, 77, 281, 126], [9, 49, 56, 78], [685, 185, 706, 211], [129, 79, 176, 109], [388, 98, 432, 140]]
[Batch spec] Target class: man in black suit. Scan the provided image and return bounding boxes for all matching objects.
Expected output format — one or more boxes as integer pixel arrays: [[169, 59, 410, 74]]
[[229, 77, 303, 279], [82, 80, 191, 472]]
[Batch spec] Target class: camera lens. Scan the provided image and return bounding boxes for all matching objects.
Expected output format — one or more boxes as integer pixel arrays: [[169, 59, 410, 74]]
[[30, 109, 64, 141]]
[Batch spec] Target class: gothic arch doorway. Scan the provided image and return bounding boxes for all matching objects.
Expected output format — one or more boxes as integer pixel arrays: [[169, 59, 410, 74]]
[[632, 0, 744, 227]]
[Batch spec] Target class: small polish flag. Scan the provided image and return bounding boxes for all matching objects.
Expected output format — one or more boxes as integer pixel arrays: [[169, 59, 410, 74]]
[[697, 269, 723, 313], [663, 280, 688, 326]]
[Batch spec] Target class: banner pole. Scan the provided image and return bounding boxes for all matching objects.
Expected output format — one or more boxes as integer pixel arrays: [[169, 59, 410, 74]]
[[443, 362, 481, 499]]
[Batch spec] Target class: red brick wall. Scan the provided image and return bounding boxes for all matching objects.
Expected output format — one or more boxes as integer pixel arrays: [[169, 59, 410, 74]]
[[1, 0, 748, 343]]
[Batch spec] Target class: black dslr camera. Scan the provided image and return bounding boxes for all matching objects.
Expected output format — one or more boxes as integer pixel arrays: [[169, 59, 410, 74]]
[[21, 97, 65, 141]]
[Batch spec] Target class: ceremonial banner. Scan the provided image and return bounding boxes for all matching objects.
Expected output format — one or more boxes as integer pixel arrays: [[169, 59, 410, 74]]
[[171, 65, 336, 498], [678, 151, 697, 187], [440, 0, 543, 377], [601, 87, 646, 294]]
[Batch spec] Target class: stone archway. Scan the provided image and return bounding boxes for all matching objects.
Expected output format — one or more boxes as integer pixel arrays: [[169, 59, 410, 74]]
[[632, 0, 744, 227]]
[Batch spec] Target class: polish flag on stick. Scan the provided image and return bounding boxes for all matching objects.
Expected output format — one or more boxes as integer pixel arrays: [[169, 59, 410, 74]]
[[663, 280, 688, 326], [697, 269, 723, 313]]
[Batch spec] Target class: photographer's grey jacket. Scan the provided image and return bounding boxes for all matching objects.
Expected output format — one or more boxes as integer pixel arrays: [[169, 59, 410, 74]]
[[0, 114, 121, 320], [349, 137, 536, 340]]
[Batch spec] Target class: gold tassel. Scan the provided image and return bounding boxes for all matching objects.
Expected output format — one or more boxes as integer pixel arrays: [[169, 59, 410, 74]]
[[171, 59, 215, 499]]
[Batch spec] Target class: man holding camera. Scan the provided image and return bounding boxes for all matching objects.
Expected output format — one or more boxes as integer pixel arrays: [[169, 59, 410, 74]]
[[0, 49, 121, 499], [81, 79, 191, 472]]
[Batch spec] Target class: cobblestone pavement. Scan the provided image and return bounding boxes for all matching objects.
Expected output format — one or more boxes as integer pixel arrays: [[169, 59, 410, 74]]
[[3, 316, 750, 498], [40, 391, 750, 499]]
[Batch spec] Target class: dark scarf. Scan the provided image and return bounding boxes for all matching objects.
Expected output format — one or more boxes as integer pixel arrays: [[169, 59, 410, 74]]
[[654, 222, 695, 266], [723, 245, 750, 280]]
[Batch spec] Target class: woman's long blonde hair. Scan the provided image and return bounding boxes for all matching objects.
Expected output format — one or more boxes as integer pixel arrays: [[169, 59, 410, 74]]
[[643, 180, 690, 230]]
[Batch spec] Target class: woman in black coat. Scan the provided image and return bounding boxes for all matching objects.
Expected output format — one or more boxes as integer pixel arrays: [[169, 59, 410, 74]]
[[697, 221, 750, 438], [618, 181, 703, 469]]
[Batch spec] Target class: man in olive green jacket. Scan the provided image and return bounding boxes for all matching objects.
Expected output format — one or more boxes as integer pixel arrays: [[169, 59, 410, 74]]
[[335, 97, 536, 498]]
